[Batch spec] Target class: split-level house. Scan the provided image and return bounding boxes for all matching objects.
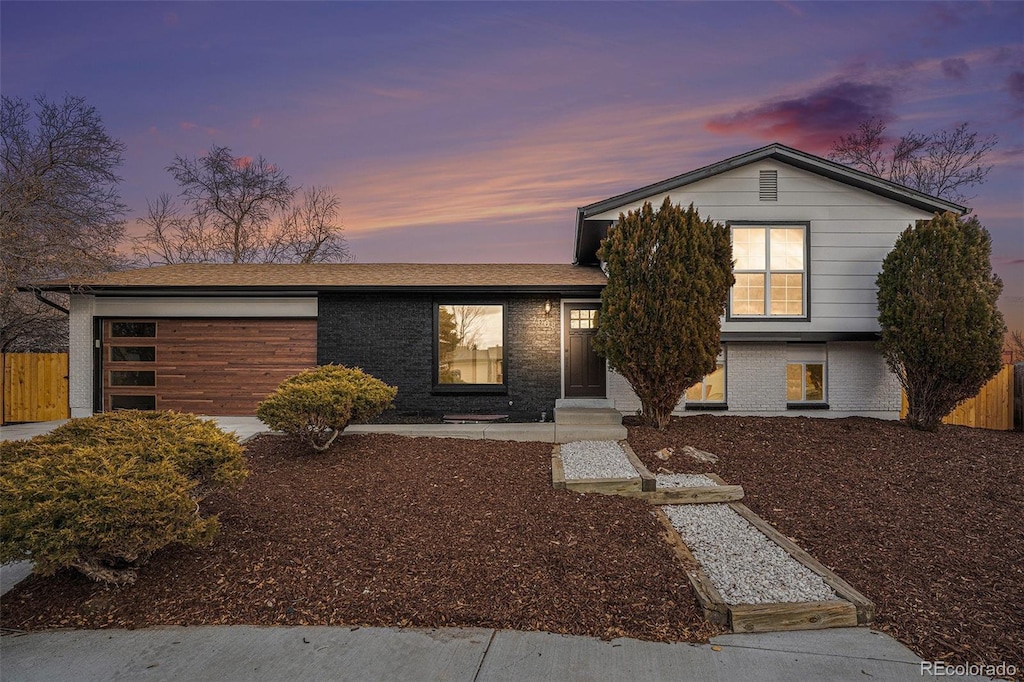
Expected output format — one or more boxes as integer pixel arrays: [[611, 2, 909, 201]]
[[32, 143, 963, 421]]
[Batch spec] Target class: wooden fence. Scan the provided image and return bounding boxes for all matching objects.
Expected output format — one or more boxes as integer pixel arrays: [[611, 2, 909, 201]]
[[1, 353, 70, 425], [900, 364, 1016, 431]]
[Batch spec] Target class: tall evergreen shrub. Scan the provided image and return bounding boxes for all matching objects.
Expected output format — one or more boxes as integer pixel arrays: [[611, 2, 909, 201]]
[[877, 212, 1005, 431], [594, 199, 733, 429]]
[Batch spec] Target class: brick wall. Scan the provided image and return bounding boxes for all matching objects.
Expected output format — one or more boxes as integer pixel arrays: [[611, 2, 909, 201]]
[[317, 293, 561, 421], [827, 342, 901, 414], [608, 341, 900, 419]]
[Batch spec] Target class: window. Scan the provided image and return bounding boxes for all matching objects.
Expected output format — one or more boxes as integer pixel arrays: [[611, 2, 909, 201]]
[[786, 345, 827, 406], [437, 304, 504, 386], [110, 371, 156, 387], [731, 225, 807, 317], [569, 308, 598, 329], [685, 355, 726, 405], [111, 321, 156, 337], [110, 346, 156, 362], [110, 395, 156, 411]]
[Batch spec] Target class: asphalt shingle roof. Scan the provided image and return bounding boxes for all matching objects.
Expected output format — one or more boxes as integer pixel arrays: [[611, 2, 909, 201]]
[[32, 263, 607, 291]]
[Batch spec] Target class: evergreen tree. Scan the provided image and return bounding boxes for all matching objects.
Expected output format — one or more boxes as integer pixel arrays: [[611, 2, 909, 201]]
[[877, 212, 1005, 431], [594, 198, 733, 430]]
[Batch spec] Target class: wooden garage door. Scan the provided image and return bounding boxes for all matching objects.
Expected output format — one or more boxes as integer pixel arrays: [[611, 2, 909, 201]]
[[102, 318, 317, 415]]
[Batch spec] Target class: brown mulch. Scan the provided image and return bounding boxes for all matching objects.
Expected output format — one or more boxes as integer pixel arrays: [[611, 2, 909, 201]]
[[627, 415, 1024, 669], [1, 434, 718, 643]]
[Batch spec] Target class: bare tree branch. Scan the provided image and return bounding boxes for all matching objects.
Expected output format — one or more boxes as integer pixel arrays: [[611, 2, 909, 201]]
[[1, 94, 126, 351], [829, 119, 996, 203], [136, 147, 350, 265]]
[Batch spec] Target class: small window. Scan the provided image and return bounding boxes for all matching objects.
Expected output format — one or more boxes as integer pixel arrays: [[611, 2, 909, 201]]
[[111, 322, 156, 338], [569, 308, 598, 330], [110, 346, 156, 362], [730, 226, 807, 318], [786, 345, 827, 405], [110, 371, 156, 387], [437, 304, 504, 385], [110, 395, 156, 411], [685, 359, 726, 404]]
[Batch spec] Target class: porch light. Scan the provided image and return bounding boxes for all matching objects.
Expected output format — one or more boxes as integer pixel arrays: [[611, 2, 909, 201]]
[[544, 300, 552, 315]]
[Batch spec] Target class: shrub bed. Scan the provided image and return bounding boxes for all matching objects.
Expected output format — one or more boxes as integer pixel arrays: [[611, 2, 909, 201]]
[[0, 411, 246, 584]]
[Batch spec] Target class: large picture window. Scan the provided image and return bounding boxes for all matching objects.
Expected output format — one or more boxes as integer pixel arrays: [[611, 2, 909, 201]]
[[437, 304, 504, 385], [731, 225, 807, 317]]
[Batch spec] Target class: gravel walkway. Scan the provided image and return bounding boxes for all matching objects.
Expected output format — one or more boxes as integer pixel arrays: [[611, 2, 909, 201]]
[[656, 473, 718, 488], [663, 504, 836, 605], [559, 441, 638, 480]]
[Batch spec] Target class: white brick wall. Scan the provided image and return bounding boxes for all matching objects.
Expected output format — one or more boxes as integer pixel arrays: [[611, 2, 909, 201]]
[[827, 342, 901, 414], [607, 341, 900, 419], [68, 295, 95, 417]]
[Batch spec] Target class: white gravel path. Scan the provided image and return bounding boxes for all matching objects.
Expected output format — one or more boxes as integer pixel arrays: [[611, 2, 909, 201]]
[[663, 504, 837, 605], [656, 473, 718, 488], [559, 441, 638, 480]]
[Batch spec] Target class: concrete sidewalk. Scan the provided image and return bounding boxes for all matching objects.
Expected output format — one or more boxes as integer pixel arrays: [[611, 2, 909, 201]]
[[1, 624, 986, 682]]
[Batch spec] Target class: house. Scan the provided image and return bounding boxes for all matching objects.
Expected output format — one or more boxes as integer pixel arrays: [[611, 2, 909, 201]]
[[32, 143, 964, 421]]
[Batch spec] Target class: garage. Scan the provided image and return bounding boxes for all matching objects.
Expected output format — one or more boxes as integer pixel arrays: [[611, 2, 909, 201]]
[[101, 318, 317, 415]]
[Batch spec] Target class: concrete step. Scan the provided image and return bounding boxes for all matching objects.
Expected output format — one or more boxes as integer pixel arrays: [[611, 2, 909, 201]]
[[554, 424, 628, 443], [554, 407, 624, 425], [554, 398, 615, 409]]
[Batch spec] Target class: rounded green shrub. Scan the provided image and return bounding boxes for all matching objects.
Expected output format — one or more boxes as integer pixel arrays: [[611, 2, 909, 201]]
[[257, 365, 397, 451], [0, 442, 218, 585], [0, 411, 247, 584], [40, 411, 247, 498]]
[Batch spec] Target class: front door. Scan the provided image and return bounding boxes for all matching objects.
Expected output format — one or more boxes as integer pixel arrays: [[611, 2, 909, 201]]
[[564, 303, 606, 397]]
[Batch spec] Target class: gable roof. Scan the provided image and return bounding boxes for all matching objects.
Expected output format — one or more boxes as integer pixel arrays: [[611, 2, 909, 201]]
[[30, 263, 607, 294], [574, 142, 968, 264]]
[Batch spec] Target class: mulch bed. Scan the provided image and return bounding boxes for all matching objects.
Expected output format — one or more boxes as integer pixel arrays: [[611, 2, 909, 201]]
[[627, 415, 1024, 669], [1, 434, 718, 643]]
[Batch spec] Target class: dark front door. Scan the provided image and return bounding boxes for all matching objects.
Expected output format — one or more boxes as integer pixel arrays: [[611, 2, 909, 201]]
[[564, 303, 606, 397]]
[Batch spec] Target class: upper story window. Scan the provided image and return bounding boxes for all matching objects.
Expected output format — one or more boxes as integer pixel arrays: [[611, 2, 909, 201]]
[[730, 224, 807, 318], [437, 304, 504, 386]]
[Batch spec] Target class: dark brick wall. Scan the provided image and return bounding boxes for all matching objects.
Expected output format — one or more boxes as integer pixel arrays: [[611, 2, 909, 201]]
[[317, 293, 562, 421]]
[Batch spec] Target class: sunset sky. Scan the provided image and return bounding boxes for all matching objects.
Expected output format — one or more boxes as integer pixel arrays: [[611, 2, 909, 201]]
[[3, 2, 1021, 328]]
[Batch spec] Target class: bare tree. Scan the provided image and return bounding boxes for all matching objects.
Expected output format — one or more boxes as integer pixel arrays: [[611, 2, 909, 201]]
[[1008, 330, 1024, 364], [1, 94, 127, 351], [829, 120, 996, 203], [134, 145, 349, 265]]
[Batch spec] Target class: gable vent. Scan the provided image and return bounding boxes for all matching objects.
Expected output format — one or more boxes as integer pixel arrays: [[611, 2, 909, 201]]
[[759, 170, 778, 201]]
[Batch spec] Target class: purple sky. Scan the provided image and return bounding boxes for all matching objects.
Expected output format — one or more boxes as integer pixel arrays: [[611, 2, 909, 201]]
[[3, 1, 1022, 328]]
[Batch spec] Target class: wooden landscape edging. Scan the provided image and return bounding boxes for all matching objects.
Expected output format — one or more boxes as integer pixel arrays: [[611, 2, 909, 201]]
[[653, 503, 873, 634], [728, 502, 875, 625], [551, 444, 743, 502], [550, 444, 642, 494]]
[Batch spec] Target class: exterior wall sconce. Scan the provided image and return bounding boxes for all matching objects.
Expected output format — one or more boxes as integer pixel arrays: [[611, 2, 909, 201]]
[[544, 300, 552, 316]]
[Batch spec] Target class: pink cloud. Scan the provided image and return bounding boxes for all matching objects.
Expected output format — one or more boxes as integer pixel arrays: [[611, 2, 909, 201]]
[[179, 121, 198, 130], [250, 115, 262, 129], [704, 81, 895, 152], [233, 156, 253, 169]]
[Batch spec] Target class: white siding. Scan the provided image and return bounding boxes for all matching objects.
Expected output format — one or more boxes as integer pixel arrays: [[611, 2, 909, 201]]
[[588, 160, 932, 334]]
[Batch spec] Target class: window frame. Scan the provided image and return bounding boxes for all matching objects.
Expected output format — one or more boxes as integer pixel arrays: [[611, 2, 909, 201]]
[[432, 301, 508, 395], [726, 221, 811, 321], [684, 350, 727, 410], [785, 344, 828, 409]]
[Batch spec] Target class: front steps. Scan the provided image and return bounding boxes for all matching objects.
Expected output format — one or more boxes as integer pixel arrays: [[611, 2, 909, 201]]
[[553, 405, 627, 443]]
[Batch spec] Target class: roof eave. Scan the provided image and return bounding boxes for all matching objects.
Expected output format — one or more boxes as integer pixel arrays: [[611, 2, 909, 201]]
[[577, 143, 967, 220]]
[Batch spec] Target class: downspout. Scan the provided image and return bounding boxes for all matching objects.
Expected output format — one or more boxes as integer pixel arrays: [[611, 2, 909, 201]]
[[32, 288, 70, 315]]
